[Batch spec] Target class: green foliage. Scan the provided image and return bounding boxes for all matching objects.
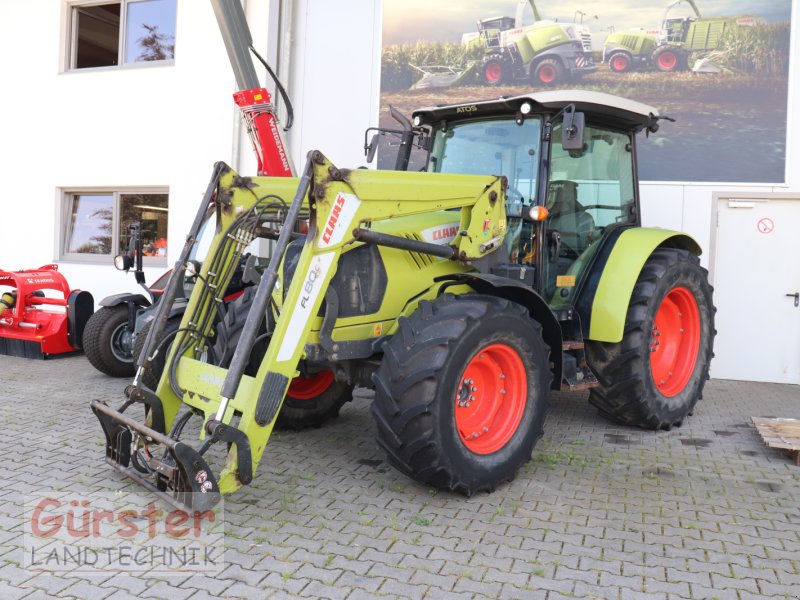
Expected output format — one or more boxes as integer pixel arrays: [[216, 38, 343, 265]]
[[712, 23, 790, 75], [412, 515, 432, 526], [381, 42, 485, 91]]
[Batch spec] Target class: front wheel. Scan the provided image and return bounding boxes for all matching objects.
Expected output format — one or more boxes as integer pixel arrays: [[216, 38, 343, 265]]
[[276, 370, 353, 430], [481, 56, 508, 86], [586, 248, 716, 430], [372, 294, 551, 495], [212, 287, 353, 430], [83, 305, 136, 377], [132, 316, 182, 390], [532, 58, 565, 86], [608, 51, 632, 73]]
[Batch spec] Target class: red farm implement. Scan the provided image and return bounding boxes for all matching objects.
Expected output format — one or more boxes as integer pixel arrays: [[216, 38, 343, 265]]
[[0, 265, 93, 359]]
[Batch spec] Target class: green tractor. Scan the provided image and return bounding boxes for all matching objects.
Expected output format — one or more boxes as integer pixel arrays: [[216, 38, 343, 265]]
[[603, 0, 762, 73], [92, 90, 715, 510], [463, 0, 596, 86]]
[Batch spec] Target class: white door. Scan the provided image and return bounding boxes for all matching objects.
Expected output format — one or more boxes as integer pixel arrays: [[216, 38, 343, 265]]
[[712, 198, 800, 384]]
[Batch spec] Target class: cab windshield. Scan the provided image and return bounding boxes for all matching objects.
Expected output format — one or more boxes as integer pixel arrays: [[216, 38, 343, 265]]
[[429, 117, 542, 203]]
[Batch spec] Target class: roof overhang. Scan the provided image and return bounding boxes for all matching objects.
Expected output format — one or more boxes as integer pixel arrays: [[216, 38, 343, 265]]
[[412, 90, 661, 134]]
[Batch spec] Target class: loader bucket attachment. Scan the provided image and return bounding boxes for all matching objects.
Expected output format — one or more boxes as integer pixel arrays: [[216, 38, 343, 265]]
[[92, 400, 221, 513], [89, 157, 309, 512]]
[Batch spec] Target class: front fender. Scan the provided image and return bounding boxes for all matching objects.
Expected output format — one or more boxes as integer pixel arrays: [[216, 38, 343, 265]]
[[588, 228, 701, 343], [99, 293, 151, 308]]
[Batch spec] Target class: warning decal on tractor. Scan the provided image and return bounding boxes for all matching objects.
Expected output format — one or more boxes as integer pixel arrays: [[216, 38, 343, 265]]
[[557, 275, 576, 287]]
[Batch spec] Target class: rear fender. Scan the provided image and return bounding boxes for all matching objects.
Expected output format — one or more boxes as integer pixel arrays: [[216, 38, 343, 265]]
[[435, 273, 563, 390], [587, 228, 701, 343]]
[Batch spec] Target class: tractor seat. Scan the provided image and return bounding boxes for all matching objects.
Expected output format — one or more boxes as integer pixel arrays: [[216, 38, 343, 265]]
[[546, 180, 595, 256]]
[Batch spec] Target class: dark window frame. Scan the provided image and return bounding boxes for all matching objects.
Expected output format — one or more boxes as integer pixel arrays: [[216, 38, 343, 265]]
[[60, 188, 169, 266], [66, 0, 177, 71]]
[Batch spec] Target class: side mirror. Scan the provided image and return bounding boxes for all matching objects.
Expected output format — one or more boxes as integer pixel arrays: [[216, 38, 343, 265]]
[[366, 133, 379, 164], [561, 111, 585, 152]]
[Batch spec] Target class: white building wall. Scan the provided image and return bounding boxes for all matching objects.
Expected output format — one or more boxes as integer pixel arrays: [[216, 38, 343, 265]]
[[0, 0, 382, 304], [0, 0, 241, 301], [285, 0, 382, 169], [639, 4, 800, 274], [0, 0, 796, 380]]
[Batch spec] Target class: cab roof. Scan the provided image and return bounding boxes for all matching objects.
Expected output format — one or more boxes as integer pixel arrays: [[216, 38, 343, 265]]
[[412, 90, 661, 134]]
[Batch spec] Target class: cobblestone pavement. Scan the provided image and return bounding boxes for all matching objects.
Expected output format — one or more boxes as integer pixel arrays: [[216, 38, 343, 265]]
[[0, 354, 798, 599]]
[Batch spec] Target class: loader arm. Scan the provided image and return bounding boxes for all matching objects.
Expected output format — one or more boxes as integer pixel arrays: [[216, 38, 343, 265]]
[[662, 0, 702, 25], [93, 151, 507, 509], [517, 0, 542, 26]]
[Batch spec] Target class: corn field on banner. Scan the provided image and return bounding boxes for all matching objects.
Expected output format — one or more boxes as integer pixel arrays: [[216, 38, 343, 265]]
[[380, 0, 792, 183]]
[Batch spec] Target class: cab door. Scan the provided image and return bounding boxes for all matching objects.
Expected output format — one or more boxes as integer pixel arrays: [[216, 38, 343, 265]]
[[541, 124, 637, 308]]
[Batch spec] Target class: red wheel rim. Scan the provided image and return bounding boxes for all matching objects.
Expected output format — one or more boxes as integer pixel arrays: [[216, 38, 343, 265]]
[[650, 287, 701, 397], [288, 370, 334, 400], [455, 343, 527, 454], [538, 65, 556, 84], [485, 62, 502, 83], [658, 51, 677, 70], [612, 56, 628, 71]]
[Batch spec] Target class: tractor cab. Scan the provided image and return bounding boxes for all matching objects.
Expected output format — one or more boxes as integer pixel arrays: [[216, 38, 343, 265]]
[[663, 17, 694, 43], [477, 16, 517, 47], [412, 91, 659, 317]]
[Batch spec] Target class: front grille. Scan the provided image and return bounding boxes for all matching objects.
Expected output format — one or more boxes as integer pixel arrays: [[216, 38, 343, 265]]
[[403, 233, 435, 269]]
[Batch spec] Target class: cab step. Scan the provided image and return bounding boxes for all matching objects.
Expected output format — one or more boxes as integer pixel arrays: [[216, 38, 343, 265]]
[[560, 340, 599, 392]]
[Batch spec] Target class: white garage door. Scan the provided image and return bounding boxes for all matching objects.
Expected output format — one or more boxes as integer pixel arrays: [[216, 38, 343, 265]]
[[712, 197, 800, 384]]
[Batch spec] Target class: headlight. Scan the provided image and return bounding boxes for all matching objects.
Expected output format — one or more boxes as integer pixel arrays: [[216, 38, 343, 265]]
[[185, 260, 202, 277], [114, 254, 133, 271]]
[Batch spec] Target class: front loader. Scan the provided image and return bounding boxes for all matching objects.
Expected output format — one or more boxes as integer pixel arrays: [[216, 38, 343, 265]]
[[92, 90, 715, 511]]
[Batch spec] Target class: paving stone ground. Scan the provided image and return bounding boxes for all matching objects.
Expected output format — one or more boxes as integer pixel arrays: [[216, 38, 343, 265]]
[[0, 354, 798, 599]]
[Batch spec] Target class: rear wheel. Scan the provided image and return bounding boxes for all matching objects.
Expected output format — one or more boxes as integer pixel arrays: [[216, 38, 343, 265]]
[[533, 58, 565, 86], [372, 294, 551, 495], [586, 248, 715, 430], [652, 46, 685, 72], [83, 305, 136, 377], [608, 51, 632, 73]]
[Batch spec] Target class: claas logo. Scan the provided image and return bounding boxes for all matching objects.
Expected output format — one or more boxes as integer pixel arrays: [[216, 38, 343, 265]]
[[322, 194, 347, 245]]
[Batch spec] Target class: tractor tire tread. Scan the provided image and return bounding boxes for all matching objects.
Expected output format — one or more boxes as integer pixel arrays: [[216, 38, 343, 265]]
[[586, 248, 715, 430], [83, 305, 136, 377], [213, 286, 352, 431], [132, 316, 182, 390], [372, 294, 551, 496]]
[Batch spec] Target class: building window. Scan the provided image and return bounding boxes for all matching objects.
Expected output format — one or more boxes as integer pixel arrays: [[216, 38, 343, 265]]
[[70, 0, 177, 70], [62, 190, 169, 265]]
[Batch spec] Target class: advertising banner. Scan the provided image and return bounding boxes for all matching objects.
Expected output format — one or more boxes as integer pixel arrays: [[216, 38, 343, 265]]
[[381, 0, 792, 183]]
